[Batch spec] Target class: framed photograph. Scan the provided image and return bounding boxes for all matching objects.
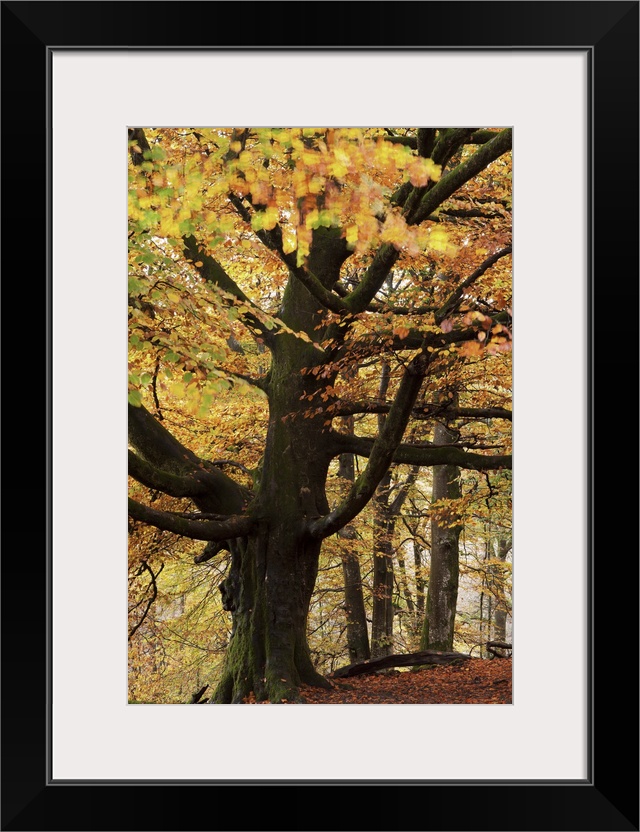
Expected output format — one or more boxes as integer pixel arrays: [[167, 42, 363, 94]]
[[3, 2, 637, 830]]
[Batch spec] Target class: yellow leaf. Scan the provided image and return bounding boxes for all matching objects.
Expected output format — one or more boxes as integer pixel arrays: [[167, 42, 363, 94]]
[[329, 160, 348, 179], [428, 226, 458, 257], [281, 227, 297, 255], [407, 157, 442, 187], [308, 176, 325, 194], [305, 209, 320, 229], [460, 341, 482, 358], [263, 206, 279, 231]]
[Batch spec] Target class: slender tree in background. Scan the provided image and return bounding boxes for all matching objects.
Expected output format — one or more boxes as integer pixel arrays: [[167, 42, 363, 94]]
[[128, 126, 512, 702], [492, 536, 512, 643], [421, 420, 463, 652], [336, 424, 370, 663]]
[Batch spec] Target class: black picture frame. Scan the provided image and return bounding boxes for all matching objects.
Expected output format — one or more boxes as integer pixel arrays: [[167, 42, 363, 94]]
[[2, 2, 638, 830]]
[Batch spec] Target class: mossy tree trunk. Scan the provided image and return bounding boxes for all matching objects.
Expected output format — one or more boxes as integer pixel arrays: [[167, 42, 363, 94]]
[[212, 242, 349, 702]]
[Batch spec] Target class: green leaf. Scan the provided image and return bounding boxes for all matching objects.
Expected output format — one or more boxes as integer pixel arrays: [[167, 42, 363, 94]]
[[179, 218, 195, 235], [128, 390, 142, 407], [143, 210, 161, 227]]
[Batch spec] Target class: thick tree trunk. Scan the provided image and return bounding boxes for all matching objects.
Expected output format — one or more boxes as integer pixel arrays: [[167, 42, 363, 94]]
[[209, 425, 334, 700], [211, 262, 341, 703], [421, 421, 462, 652], [211, 529, 331, 703]]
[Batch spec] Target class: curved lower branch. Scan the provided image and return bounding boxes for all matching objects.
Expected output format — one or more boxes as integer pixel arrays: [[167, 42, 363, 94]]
[[128, 498, 256, 542]]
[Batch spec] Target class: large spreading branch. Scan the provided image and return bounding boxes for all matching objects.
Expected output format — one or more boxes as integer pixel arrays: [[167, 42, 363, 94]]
[[344, 129, 512, 315], [435, 245, 512, 324], [408, 129, 512, 226], [431, 128, 479, 169], [341, 310, 511, 359], [128, 401, 201, 475], [332, 401, 512, 421], [383, 129, 500, 151], [128, 403, 250, 515], [128, 450, 212, 498], [308, 349, 432, 539], [329, 431, 512, 471], [182, 236, 276, 343]]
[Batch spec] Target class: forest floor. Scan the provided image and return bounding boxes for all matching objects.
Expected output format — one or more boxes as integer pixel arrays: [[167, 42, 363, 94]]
[[297, 657, 512, 705]]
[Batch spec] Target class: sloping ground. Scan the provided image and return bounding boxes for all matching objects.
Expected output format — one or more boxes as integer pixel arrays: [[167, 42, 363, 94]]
[[298, 658, 512, 704]]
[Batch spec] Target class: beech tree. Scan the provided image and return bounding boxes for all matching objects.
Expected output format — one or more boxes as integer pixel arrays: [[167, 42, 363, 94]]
[[128, 126, 512, 703]]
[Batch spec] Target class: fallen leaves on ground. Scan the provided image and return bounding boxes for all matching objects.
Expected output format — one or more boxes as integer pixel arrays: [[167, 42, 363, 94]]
[[299, 658, 512, 704]]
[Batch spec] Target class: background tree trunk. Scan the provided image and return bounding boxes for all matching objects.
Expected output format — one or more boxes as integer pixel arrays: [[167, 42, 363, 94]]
[[492, 536, 512, 643], [371, 469, 395, 658], [337, 421, 370, 663], [421, 421, 462, 652]]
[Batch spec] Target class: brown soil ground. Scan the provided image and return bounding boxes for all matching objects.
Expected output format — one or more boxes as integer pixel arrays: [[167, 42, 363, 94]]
[[298, 657, 512, 704], [242, 657, 512, 704]]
